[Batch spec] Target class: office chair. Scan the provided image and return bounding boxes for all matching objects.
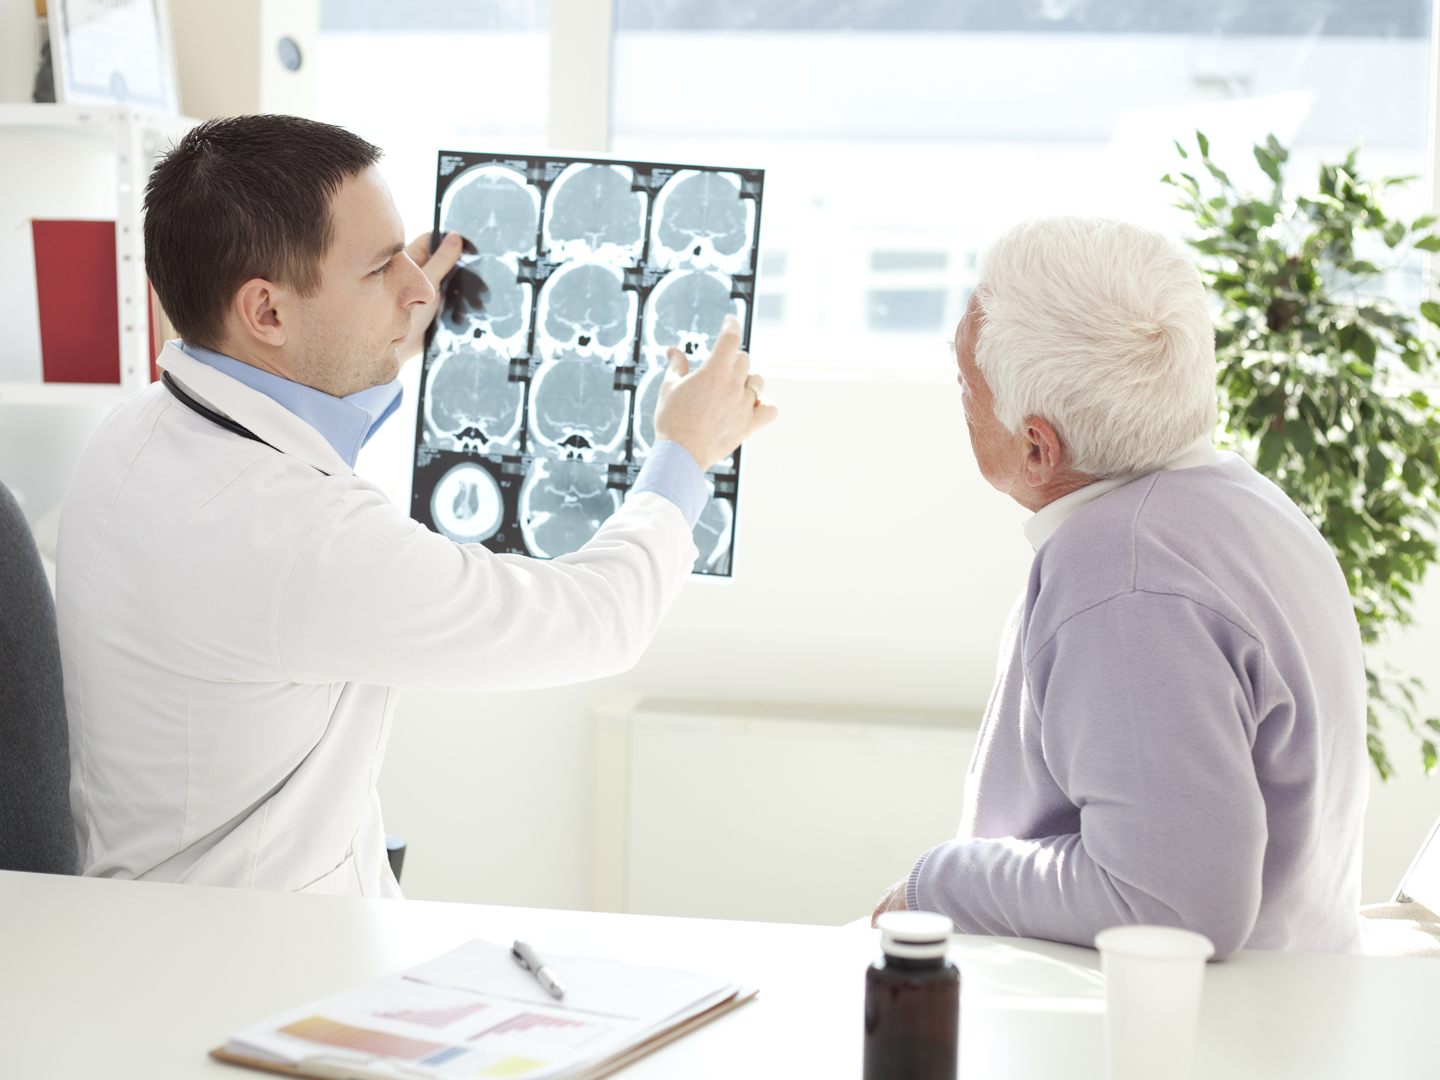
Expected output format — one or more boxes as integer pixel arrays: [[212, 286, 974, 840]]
[[386, 834, 407, 883], [1360, 812, 1440, 958], [0, 482, 78, 875]]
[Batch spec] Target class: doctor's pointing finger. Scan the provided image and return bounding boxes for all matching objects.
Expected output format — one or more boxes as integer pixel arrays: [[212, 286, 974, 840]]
[[657, 314, 779, 474]]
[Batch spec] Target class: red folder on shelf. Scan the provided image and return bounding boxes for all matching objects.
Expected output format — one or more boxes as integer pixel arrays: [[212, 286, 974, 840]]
[[31, 219, 121, 384]]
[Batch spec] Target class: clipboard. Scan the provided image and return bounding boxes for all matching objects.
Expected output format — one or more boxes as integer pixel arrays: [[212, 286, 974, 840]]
[[211, 985, 757, 1080]]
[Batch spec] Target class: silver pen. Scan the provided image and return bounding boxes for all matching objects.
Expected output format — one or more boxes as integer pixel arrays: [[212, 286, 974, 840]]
[[511, 939, 566, 999]]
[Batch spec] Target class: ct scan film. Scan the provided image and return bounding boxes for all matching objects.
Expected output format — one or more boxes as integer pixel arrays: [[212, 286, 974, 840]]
[[409, 152, 764, 578]]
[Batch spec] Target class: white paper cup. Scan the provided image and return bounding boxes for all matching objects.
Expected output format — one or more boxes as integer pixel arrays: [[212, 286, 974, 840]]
[[1095, 924, 1215, 1080]]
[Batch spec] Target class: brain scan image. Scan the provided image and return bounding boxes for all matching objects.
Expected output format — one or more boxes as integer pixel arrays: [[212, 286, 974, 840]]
[[415, 150, 762, 578], [632, 365, 663, 456], [430, 462, 504, 543], [645, 270, 742, 356], [519, 459, 618, 558], [529, 354, 629, 462], [440, 255, 530, 352], [692, 493, 734, 574], [439, 165, 539, 257], [424, 344, 524, 452], [537, 263, 636, 359], [544, 164, 645, 261], [651, 171, 754, 274]]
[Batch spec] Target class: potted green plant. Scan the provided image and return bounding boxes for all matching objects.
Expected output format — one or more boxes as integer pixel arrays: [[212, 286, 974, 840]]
[[1165, 132, 1440, 777]]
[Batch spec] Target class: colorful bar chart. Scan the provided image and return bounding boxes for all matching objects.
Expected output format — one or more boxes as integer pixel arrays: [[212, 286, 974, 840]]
[[470, 1012, 593, 1039], [279, 1015, 447, 1061], [374, 1002, 490, 1029]]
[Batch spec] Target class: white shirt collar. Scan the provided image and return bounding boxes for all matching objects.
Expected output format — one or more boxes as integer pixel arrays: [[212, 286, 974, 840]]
[[1022, 435, 1219, 550]]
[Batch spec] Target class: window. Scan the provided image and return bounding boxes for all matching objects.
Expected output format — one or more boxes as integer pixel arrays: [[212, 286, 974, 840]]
[[316, 0, 1433, 373], [610, 0, 1432, 370], [316, 0, 550, 245]]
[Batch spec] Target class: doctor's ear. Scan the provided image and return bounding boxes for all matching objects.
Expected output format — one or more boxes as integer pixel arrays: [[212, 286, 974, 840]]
[[232, 278, 288, 348]]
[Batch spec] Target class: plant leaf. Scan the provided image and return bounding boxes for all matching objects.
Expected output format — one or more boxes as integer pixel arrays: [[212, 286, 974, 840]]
[[1254, 144, 1282, 184], [1171, 131, 1440, 778], [1203, 158, 1233, 187], [1257, 427, 1287, 473], [1289, 417, 1316, 456]]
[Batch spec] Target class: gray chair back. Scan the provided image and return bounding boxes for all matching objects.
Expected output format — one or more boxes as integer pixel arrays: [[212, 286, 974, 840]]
[[0, 482, 77, 874]]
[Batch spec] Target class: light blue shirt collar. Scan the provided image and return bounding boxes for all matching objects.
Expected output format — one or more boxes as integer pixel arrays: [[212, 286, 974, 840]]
[[176, 341, 403, 468]]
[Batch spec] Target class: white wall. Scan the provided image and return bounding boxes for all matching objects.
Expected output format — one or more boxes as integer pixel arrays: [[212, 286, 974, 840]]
[[0, 0, 42, 105], [4, 18, 1435, 922], [619, 705, 981, 925], [0, 404, 109, 525], [355, 26, 1440, 915], [0, 361, 1430, 913], [1363, 577, 1440, 903], [364, 368, 1440, 914], [1, 230, 1432, 920], [371, 367, 1028, 913], [168, 0, 319, 118]]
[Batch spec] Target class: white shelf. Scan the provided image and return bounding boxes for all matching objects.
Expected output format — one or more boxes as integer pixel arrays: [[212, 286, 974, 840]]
[[3, 103, 200, 405], [0, 102, 195, 152], [0, 381, 128, 407], [0, 104, 113, 148], [0, 102, 196, 142]]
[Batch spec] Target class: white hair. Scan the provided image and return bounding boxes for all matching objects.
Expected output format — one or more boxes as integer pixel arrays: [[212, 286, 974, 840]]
[[973, 216, 1217, 479]]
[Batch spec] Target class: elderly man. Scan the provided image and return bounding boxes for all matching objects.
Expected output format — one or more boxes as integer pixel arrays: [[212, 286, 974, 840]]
[[874, 217, 1366, 958]]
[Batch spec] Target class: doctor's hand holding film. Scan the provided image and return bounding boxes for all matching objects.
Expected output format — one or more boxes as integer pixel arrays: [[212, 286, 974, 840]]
[[655, 314, 779, 472]]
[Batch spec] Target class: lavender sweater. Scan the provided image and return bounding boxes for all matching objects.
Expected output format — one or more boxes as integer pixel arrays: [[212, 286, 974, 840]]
[[908, 452, 1367, 957]]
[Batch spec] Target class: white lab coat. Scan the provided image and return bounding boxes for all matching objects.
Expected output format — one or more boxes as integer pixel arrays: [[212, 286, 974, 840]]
[[56, 344, 697, 896]]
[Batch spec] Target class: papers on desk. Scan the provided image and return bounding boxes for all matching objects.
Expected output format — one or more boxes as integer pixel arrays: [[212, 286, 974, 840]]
[[214, 939, 755, 1080]]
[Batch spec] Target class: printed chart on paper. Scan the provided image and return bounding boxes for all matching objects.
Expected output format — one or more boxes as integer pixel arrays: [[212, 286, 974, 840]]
[[409, 152, 765, 578]]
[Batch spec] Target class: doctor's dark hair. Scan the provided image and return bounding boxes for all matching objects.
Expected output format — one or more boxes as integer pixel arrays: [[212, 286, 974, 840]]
[[143, 115, 382, 352]]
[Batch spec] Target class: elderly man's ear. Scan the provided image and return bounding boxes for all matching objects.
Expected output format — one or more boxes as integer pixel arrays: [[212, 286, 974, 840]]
[[1018, 416, 1094, 506], [1021, 416, 1066, 486]]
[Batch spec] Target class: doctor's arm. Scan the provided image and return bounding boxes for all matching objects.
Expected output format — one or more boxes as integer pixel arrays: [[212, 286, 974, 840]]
[[274, 317, 776, 690]]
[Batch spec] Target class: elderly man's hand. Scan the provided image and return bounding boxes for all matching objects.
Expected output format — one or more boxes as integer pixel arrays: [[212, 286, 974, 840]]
[[397, 231, 464, 364], [654, 314, 778, 472], [871, 878, 909, 927]]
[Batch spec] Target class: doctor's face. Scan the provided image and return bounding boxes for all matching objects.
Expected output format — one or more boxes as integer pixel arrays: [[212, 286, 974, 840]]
[[285, 167, 433, 397]]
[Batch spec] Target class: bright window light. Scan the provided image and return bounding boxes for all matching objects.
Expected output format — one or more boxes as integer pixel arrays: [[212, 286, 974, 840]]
[[317, 0, 1433, 374]]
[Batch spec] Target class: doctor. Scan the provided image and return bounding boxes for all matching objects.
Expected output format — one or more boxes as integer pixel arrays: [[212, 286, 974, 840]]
[[56, 115, 776, 896]]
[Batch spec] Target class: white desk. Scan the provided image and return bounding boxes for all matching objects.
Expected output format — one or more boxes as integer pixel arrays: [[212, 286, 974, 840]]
[[1, 870, 1435, 1079]]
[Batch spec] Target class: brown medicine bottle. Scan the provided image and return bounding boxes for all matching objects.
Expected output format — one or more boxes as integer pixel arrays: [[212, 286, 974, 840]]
[[864, 911, 959, 1080]]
